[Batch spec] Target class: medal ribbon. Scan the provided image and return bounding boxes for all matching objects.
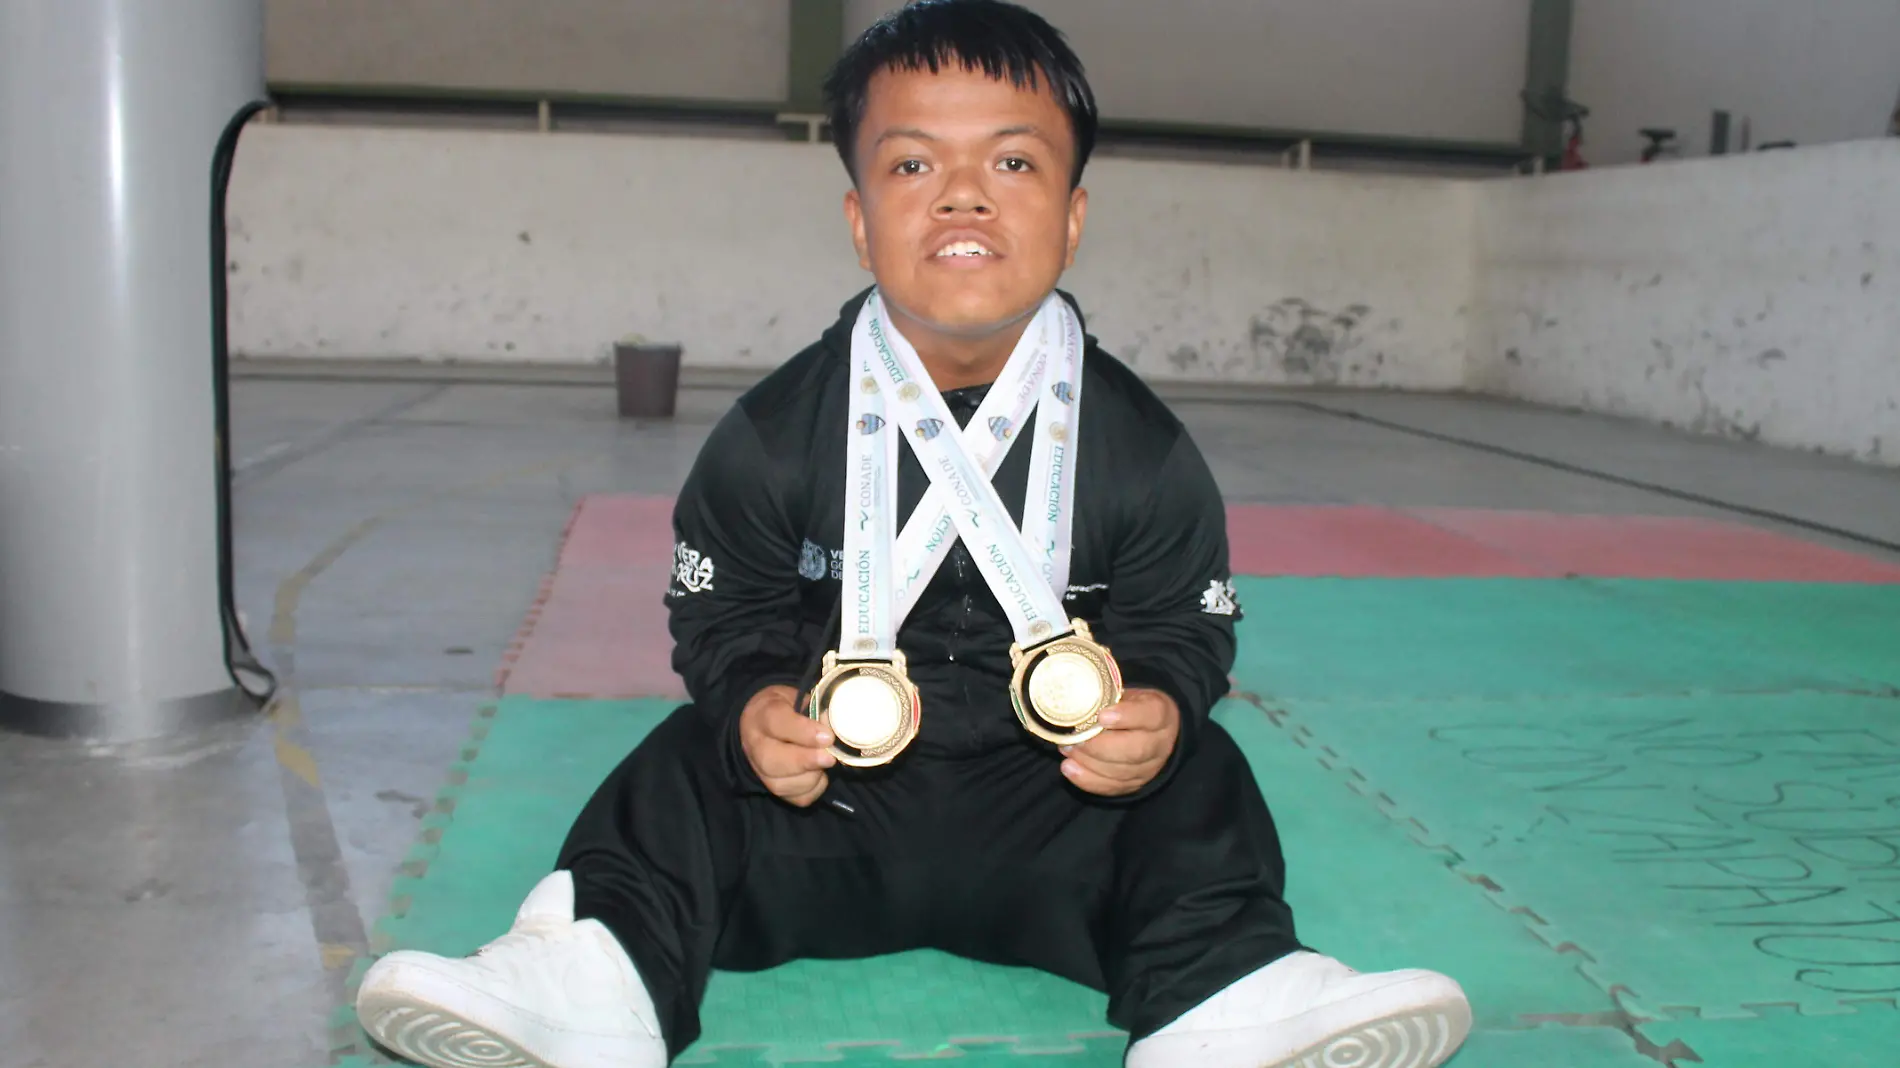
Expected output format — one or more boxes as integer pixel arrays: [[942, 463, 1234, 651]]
[[889, 298, 1069, 621], [846, 289, 1084, 653], [841, 327, 900, 659]]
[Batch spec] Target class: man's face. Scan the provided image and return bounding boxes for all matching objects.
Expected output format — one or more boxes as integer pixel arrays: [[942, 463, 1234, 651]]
[[844, 62, 1087, 343]]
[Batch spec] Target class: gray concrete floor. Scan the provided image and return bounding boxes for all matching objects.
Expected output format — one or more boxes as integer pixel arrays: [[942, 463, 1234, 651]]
[[1, 375, 1897, 1068]]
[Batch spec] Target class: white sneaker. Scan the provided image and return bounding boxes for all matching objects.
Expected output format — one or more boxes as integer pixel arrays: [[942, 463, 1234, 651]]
[[355, 871, 667, 1068], [1125, 952, 1471, 1068]]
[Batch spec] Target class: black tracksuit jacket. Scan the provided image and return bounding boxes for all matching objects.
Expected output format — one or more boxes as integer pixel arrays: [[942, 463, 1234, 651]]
[[663, 288, 1242, 800]]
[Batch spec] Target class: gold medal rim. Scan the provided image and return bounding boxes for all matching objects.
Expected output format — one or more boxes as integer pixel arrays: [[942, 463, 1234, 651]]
[[808, 651, 920, 767], [1009, 619, 1122, 746]]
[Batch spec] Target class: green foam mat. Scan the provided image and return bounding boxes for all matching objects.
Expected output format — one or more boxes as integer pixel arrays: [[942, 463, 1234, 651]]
[[1246, 692, 1900, 1020], [1228, 577, 1900, 1064], [373, 699, 673, 957], [1639, 1003, 1900, 1067], [360, 697, 1120, 1064], [347, 693, 1643, 1065], [1218, 705, 1618, 1033], [343, 577, 1900, 1066], [1230, 577, 1900, 699], [1600, 581, 1900, 690], [337, 1024, 1687, 1068]]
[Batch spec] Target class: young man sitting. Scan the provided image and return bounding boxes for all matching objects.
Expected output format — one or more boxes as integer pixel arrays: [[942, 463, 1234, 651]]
[[354, 3, 1473, 1066]]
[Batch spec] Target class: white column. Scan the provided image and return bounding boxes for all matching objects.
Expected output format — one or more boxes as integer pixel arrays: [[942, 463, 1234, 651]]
[[0, 0, 267, 740]]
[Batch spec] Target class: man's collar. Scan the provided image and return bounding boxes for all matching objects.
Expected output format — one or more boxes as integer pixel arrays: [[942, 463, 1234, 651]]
[[825, 286, 1092, 357]]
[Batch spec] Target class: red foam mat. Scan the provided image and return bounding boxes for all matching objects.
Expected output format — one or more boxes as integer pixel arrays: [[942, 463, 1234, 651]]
[[496, 495, 686, 700], [1222, 505, 1555, 578], [497, 496, 1900, 698], [1412, 508, 1900, 583]]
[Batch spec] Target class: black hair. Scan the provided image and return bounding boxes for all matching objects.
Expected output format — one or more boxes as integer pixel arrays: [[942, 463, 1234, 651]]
[[822, 0, 1099, 188]]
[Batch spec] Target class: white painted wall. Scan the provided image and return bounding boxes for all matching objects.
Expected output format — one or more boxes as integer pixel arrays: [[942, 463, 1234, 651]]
[[1472, 139, 1900, 466], [228, 121, 1900, 467], [1069, 162, 1475, 386], [844, 0, 1530, 144], [226, 126, 860, 370], [1569, 0, 1900, 166], [225, 124, 1474, 389]]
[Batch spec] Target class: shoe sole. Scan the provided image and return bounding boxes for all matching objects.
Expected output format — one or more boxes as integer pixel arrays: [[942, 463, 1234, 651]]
[[358, 987, 556, 1068], [1279, 1001, 1471, 1068], [1128, 983, 1472, 1068]]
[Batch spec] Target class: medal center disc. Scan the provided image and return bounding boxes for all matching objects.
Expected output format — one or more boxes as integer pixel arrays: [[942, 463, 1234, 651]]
[[1028, 650, 1104, 726], [827, 674, 903, 749]]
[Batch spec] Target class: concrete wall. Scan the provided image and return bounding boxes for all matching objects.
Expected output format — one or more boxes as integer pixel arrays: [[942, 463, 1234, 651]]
[[264, 1, 1900, 164], [1569, 0, 1900, 166], [264, 0, 791, 103], [1472, 139, 1900, 466], [228, 120, 1900, 467], [844, 0, 1530, 144], [265, 0, 1531, 142], [226, 123, 1475, 389]]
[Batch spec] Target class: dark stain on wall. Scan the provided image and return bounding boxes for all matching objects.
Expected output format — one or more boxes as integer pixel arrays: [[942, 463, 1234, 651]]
[[1248, 297, 1371, 384]]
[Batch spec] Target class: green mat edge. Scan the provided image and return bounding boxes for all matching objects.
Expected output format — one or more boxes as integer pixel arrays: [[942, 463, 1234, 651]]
[[336, 704, 500, 1064]]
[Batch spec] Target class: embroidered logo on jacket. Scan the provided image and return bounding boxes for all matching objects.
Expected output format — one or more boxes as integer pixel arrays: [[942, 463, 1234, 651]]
[[671, 541, 715, 595], [1200, 579, 1239, 615], [799, 540, 827, 580], [799, 540, 845, 581]]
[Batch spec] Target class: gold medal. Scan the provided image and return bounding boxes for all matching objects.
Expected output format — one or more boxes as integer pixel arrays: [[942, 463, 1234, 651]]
[[1009, 618, 1123, 746], [806, 649, 920, 767]]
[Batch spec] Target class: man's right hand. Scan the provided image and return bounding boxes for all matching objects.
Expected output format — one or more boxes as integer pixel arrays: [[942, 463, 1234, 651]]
[[738, 684, 836, 806]]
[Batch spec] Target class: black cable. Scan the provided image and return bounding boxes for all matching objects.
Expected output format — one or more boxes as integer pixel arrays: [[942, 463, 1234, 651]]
[[1273, 399, 1900, 557], [211, 100, 278, 705]]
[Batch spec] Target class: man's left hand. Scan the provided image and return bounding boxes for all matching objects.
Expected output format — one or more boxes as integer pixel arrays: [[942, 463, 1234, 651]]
[[1059, 688, 1180, 797]]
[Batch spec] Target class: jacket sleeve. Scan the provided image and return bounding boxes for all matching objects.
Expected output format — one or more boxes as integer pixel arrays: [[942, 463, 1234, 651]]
[[666, 403, 813, 791], [1093, 429, 1241, 799]]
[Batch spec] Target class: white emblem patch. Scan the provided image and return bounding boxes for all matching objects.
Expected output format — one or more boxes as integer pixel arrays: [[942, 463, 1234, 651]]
[[799, 540, 845, 581], [1200, 579, 1238, 616], [672, 541, 716, 595], [799, 540, 828, 581]]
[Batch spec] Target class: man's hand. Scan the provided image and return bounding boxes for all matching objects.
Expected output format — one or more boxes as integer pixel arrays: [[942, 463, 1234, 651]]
[[739, 684, 836, 806], [1059, 688, 1180, 797]]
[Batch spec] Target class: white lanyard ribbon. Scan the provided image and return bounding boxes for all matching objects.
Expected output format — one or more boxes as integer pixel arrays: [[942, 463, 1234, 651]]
[[841, 289, 1084, 658]]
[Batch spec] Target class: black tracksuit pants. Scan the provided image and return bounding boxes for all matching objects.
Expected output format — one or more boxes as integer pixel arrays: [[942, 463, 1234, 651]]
[[556, 704, 1306, 1061]]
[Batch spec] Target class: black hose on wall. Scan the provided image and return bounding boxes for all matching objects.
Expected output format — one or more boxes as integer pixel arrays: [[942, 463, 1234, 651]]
[[210, 100, 278, 706]]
